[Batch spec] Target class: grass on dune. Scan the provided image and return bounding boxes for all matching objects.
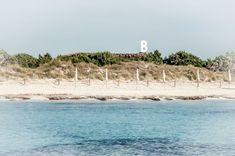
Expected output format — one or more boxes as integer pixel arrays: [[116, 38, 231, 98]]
[[0, 61, 229, 82]]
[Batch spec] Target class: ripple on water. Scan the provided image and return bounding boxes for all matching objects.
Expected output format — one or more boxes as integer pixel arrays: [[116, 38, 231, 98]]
[[1, 100, 235, 156], [3, 137, 235, 156]]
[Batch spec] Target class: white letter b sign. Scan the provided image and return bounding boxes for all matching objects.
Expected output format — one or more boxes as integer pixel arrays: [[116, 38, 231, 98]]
[[141, 40, 148, 52]]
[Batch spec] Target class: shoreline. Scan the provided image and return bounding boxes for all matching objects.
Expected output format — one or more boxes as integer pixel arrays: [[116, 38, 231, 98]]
[[1, 94, 235, 102]]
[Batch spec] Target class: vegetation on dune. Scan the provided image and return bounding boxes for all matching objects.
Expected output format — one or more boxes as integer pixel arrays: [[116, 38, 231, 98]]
[[143, 50, 163, 64], [203, 52, 235, 72], [10, 53, 53, 68], [1, 61, 227, 82], [58, 50, 163, 66], [0, 49, 234, 81], [58, 52, 117, 66], [164, 51, 204, 67], [11, 53, 39, 68], [0, 49, 11, 66], [38, 53, 52, 65]]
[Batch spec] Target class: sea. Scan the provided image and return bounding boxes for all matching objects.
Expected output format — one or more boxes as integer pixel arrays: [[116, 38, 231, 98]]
[[0, 100, 235, 156]]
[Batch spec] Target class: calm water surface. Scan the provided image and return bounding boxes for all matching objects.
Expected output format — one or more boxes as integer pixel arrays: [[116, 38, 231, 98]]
[[0, 100, 235, 156]]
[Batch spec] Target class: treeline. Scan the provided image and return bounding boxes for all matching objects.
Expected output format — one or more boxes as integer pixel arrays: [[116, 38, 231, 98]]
[[1, 49, 234, 72]]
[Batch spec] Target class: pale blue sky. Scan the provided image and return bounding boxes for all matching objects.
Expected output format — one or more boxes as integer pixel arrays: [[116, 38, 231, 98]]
[[0, 0, 235, 59]]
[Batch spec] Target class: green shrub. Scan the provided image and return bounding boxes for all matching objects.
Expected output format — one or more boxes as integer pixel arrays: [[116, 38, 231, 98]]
[[143, 50, 163, 64], [164, 51, 204, 67], [38, 53, 52, 65], [13, 53, 39, 68]]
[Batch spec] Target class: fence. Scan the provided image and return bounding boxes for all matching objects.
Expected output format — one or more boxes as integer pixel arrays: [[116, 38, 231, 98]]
[[1, 68, 233, 90]]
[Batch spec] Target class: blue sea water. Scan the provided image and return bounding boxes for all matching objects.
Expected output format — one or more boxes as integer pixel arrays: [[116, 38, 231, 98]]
[[0, 100, 235, 156]]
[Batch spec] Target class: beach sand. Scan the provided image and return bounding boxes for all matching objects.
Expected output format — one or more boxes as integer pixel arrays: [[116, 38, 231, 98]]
[[0, 79, 235, 101]]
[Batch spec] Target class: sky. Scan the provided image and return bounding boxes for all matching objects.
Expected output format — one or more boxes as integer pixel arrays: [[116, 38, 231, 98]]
[[0, 0, 235, 59]]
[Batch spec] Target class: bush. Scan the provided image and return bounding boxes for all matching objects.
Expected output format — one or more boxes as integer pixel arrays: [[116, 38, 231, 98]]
[[164, 51, 204, 67], [205, 55, 230, 71], [143, 50, 163, 64], [57, 51, 163, 66], [0, 49, 11, 66], [38, 53, 52, 65], [58, 52, 121, 66], [13, 53, 39, 68], [91, 52, 118, 66]]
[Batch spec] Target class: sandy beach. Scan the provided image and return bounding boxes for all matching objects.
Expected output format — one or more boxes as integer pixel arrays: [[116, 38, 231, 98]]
[[0, 79, 235, 101]]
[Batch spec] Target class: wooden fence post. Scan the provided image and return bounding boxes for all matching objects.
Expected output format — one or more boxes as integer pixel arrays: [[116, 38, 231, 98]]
[[117, 73, 120, 86], [75, 68, 78, 87], [174, 80, 176, 87], [57, 79, 60, 85], [197, 69, 200, 88], [163, 70, 166, 84], [136, 68, 139, 85], [87, 68, 91, 86], [228, 69, 232, 86], [117, 79, 120, 86], [105, 68, 108, 87]]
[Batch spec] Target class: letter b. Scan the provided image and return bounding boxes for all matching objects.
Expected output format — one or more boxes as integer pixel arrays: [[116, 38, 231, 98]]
[[141, 40, 148, 52]]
